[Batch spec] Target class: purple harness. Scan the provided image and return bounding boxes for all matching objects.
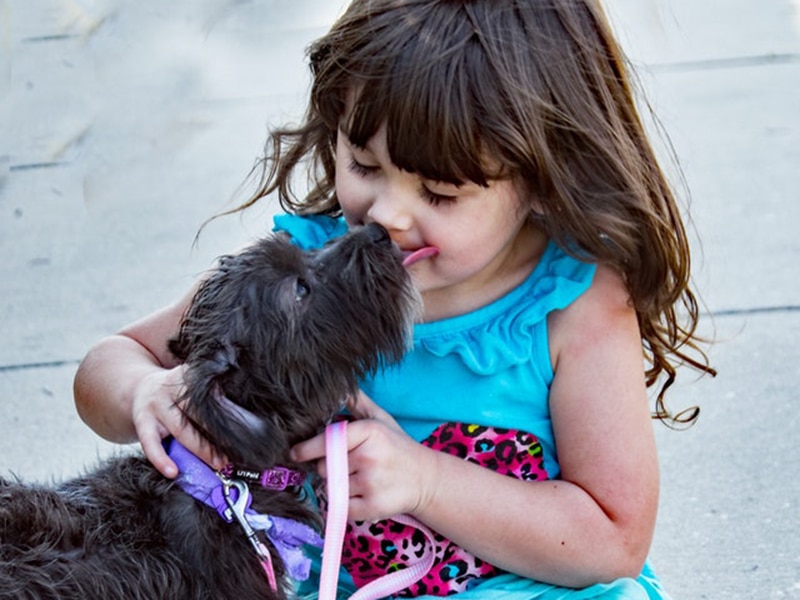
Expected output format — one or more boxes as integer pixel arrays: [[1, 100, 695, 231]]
[[167, 439, 322, 582]]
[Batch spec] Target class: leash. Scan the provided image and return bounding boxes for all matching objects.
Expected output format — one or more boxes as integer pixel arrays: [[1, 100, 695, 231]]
[[319, 421, 436, 600], [318, 421, 350, 600]]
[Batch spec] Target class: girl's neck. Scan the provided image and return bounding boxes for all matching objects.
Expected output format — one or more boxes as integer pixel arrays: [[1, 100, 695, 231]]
[[420, 223, 548, 323]]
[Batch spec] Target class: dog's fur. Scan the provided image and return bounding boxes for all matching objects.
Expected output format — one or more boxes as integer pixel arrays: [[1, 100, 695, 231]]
[[0, 223, 417, 600]]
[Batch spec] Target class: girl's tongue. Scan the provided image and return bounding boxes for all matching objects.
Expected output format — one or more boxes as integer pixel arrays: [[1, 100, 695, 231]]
[[402, 246, 439, 267]]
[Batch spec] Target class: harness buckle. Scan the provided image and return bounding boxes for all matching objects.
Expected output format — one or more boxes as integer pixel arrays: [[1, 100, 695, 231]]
[[261, 466, 304, 490]]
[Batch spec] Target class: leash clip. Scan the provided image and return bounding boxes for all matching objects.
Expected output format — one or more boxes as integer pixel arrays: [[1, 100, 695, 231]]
[[218, 475, 251, 523], [218, 474, 279, 591]]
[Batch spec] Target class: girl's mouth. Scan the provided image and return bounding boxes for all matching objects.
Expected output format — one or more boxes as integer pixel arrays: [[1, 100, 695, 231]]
[[402, 246, 439, 267]]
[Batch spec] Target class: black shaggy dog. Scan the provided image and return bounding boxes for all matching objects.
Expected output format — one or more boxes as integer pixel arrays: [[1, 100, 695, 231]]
[[0, 223, 418, 600]]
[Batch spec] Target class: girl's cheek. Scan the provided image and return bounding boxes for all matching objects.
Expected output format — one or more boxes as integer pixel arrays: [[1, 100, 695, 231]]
[[337, 182, 371, 224], [336, 185, 357, 214]]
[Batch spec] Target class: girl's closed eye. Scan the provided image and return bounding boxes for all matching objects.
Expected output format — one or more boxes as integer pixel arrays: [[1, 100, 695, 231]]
[[348, 157, 379, 178], [347, 153, 457, 206], [420, 185, 457, 207]]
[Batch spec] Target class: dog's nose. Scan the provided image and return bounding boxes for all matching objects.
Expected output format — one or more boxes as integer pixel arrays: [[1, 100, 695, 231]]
[[365, 223, 391, 246]]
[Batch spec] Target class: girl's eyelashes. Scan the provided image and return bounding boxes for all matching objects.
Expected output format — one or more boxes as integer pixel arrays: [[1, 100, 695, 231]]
[[348, 157, 378, 177], [420, 185, 457, 207], [347, 154, 457, 206]]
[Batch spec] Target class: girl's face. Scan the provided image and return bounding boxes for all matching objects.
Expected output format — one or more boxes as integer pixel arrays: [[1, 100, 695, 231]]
[[335, 125, 545, 321]]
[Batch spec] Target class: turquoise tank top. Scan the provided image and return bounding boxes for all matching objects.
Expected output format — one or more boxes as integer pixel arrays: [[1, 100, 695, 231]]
[[274, 214, 671, 600]]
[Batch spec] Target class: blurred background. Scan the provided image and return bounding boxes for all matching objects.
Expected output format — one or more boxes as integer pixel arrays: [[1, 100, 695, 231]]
[[2, 1, 799, 598]]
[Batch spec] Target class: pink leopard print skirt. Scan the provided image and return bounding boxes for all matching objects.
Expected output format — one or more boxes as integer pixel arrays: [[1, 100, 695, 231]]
[[341, 422, 550, 596]]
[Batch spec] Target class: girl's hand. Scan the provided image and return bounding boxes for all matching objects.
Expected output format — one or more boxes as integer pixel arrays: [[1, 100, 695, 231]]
[[290, 391, 437, 522], [131, 365, 226, 478], [74, 284, 226, 480]]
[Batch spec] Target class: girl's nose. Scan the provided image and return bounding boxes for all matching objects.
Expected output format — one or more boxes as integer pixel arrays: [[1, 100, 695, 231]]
[[366, 187, 414, 233]]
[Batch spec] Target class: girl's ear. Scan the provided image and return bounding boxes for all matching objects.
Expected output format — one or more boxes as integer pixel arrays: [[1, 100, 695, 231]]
[[528, 188, 546, 216], [513, 177, 545, 219]]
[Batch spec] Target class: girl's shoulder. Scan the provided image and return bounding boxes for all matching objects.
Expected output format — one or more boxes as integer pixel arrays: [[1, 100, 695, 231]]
[[272, 213, 348, 249], [414, 241, 597, 376], [547, 262, 637, 371]]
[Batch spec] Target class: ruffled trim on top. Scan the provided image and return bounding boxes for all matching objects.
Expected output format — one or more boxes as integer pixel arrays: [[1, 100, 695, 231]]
[[415, 241, 596, 376], [272, 213, 596, 378], [272, 213, 348, 250]]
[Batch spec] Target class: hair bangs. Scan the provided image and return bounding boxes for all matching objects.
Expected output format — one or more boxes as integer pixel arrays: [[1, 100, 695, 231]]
[[329, 2, 511, 187], [346, 78, 493, 187]]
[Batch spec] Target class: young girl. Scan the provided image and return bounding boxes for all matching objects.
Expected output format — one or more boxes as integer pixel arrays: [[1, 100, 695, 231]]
[[74, 0, 714, 598]]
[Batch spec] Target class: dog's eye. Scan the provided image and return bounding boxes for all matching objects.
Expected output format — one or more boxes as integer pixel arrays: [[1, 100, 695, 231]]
[[294, 278, 311, 302]]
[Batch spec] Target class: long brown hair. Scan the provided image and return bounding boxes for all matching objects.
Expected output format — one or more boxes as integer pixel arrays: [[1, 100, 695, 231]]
[[236, 0, 715, 423]]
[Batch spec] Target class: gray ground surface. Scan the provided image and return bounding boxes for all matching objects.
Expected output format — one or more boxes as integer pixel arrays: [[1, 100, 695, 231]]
[[2, 1, 799, 598]]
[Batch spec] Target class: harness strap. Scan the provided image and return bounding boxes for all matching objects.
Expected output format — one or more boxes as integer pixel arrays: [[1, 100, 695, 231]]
[[319, 421, 436, 600]]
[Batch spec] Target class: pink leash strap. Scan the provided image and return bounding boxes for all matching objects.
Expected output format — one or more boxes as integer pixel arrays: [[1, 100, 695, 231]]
[[319, 421, 436, 600], [318, 421, 349, 600], [349, 513, 436, 600]]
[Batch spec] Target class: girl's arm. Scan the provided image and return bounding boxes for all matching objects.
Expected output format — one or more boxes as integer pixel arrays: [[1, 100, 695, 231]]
[[292, 265, 659, 587], [73, 284, 224, 478], [417, 264, 657, 586]]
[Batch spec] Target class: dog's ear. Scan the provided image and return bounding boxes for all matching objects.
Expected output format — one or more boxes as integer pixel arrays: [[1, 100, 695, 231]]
[[180, 347, 288, 466]]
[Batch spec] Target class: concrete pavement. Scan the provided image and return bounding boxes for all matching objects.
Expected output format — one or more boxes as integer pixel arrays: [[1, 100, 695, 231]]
[[2, 1, 799, 598]]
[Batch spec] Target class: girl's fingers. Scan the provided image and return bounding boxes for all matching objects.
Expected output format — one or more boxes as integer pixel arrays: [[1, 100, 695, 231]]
[[173, 422, 227, 471], [290, 431, 327, 463], [291, 416, 374, 463], [139, 427, 179, 478], [136, 396, 227, 476], [292, 392, 397, 465]]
